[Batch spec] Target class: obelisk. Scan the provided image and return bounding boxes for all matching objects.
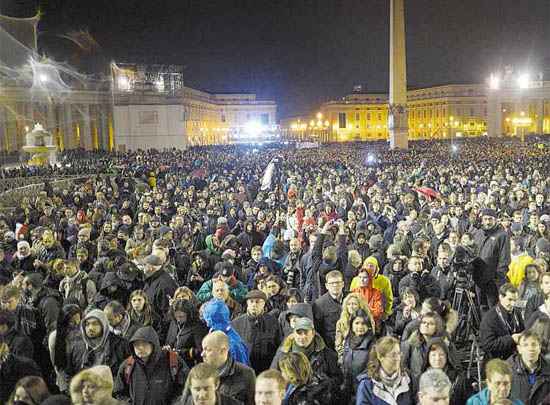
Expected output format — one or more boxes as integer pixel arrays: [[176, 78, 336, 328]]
[[388, 0, 409, 149]]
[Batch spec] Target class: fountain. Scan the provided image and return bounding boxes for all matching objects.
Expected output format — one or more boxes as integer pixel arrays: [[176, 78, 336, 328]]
[[22, 123, 57, 166]]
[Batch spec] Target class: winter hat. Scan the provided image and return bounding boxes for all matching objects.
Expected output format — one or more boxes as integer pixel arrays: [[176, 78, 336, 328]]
[[70, 365, 114, 399], [245, 290, 267, 302]]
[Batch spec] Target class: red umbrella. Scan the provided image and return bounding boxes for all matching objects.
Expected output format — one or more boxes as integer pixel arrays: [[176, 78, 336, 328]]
[[414, 187, 440, 201]]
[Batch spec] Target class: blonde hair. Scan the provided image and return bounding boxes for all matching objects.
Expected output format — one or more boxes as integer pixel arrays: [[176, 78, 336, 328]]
[[335, 293, 375, 359], [278, 352, 312, 386], [367, 336, 400, 380]]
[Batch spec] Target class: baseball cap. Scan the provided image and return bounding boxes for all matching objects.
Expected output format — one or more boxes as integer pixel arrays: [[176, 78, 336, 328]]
[[293, 317, 314, 332]]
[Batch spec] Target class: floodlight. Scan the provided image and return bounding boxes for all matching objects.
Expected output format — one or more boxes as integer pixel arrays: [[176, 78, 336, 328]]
[[244, 121, 264, 137], [488, 74, 500, 90], [517, 73, 530, 89]]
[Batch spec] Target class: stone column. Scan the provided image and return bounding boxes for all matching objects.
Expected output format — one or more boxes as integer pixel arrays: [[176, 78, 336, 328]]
[[487, 92, 502, 137], [536, 99, 544, 135], [388, 0, 408, 149], [46, 103, 56, 133], [63, 104, 74, 149], [99, 106, 107, 150], [81, 104, 92, 150]]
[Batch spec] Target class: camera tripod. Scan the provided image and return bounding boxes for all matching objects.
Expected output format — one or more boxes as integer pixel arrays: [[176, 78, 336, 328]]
[[451, 281, 484, 390]]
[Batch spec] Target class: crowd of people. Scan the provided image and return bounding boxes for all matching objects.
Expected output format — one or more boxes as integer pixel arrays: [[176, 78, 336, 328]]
[[0, 138, 549, 405]]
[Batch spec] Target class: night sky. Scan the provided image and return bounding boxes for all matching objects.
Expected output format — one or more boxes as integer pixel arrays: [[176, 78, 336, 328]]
[[2, 0, 550, 117]]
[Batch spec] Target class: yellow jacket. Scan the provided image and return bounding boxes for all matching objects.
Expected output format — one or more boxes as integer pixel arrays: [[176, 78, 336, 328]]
[[507, 254, 535, 287], [350, 256, 394, 317]]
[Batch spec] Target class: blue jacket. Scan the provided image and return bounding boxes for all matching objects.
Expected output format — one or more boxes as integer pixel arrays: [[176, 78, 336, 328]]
[[355, 372, 414, 405], [466, 388, 524, 405], [201, 299, 250, 366]]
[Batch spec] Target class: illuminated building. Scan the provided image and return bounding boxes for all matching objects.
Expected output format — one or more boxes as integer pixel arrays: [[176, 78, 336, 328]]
[[486, 68, 550, 138], [285, 84, 490, 142]]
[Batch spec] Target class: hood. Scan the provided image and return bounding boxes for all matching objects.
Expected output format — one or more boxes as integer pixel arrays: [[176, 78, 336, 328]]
[[363, 256, 380, 276], [81, 309, 110, 350], [70, 365, 114, 401], [256, 257, 278, 273], [129, 326, 161, 364], [202, 299, 231, 331], [286, 303, 313, 322]]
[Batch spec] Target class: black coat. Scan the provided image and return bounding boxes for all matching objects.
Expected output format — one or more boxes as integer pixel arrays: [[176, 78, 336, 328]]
[[341, 333, 374, 401], [143, 269, 178, 315], [2, 327, 34, 358], [525, 292, 545, 322], [0, 354, 41, 403], [508, 354, 550, 405], [479, 304, 524, 360], [398, 271, 441, 302], [175, 356, 255, 405], [163, 319, 208, 366], [270, 333, 343, 396], [474, 225, 511, 282], [312, 292, 342, 349], [115, 326, 189, 405], [231, 312, 282, 373]]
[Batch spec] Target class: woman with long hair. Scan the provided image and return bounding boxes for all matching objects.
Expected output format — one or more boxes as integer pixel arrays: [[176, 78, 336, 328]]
[[401, 312, 450, 385], [356, 336, 413, 405], [163, 299, 208, 367], [421, 338, 475, 405], [341, 309, 376, 403], [9, 376, 50, 405], [278, 352, 331, 405], [335, 292, 375, 362], [126, 289, 160, 330]]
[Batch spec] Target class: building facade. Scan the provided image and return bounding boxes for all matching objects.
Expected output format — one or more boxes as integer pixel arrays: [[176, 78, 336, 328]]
[[285, 84, 490, 142], [0, 82, 277, 152], [487, 75, 550, 137]]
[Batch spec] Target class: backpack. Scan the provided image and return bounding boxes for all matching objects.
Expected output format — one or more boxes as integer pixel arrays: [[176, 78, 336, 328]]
[[124, 350, 179, 385]]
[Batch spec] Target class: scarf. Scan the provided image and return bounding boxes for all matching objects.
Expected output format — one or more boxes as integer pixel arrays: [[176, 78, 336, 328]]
[[111, 314, 131, 337], [379, 368, 401, 390]]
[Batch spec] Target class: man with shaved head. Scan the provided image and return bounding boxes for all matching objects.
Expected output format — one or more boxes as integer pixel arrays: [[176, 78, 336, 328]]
[[182, 331, 256, 405]]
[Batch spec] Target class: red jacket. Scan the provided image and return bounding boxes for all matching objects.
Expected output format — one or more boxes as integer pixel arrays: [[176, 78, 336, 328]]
[[352, 284, 384, 324]]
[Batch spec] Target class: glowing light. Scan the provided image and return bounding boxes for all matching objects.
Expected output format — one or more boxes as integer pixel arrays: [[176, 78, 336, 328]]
[[316, 112, 323, 120], [291, 123, 298, 130], [24, 126, 29, 132], [517, 73, 530, 89], [488, 73, 500, 90], [155, 78, 164, 92], [309, 120, 315, 126], [39, 74, 49, 83], [367, 154, 375, 164], [451, 145, 458, 153], [117, 76, 130, 90], [324, 120, 330, 127], [244, 121, 264, 137]]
